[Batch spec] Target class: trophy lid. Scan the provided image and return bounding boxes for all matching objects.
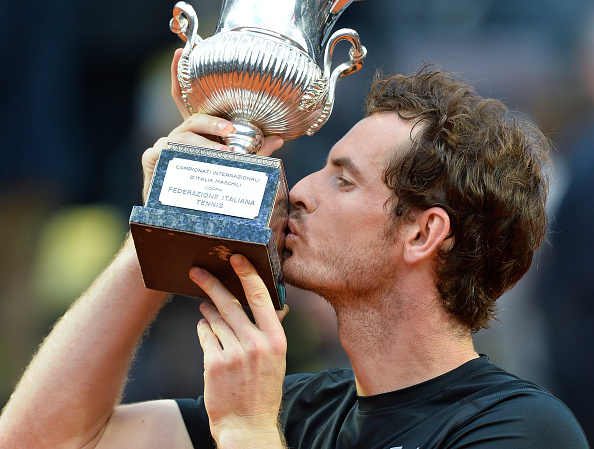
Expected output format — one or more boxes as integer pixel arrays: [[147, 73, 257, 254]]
[[215, 0, 358, 63]]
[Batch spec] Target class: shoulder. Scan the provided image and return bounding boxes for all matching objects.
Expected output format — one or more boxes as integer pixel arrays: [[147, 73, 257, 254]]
[[494, 390, 587, 445], [447, 364, 589, 448]]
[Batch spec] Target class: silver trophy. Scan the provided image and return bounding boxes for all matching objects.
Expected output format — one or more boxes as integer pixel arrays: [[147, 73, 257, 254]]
[[130, 0, 366, 308], [170, 0, 367, 153]]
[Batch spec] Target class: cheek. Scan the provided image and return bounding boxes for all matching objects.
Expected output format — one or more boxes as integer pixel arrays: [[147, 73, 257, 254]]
[[316, 208, 351, 239], [339, 203, 388, 233], [310, 191, 391, 243]]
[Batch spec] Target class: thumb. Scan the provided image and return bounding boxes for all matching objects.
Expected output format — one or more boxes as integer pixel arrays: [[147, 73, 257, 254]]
[[276, 304, 289, 323]]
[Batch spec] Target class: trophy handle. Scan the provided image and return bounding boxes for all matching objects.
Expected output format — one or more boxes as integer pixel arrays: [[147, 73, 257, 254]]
[[330, 0, 356, 14], [323, 28, 366, 82], [170, 2, 203, 115], [170, 1, 202, 46], [302, 29, 367, 136]]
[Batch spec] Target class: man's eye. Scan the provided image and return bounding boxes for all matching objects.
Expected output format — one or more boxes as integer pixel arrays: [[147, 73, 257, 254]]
[[337, 177, 354, 188]]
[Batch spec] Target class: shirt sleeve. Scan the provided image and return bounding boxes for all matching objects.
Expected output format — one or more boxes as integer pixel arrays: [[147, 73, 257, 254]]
[[443, 391, 589, 449], [174, 397, 216, 449]]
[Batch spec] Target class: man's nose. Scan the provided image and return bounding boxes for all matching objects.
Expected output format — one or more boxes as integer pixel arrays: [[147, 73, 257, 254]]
[[289, 171, 318, 213]]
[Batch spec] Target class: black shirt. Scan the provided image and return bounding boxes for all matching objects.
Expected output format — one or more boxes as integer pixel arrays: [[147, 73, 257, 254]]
[[175, 356, 589, 448]]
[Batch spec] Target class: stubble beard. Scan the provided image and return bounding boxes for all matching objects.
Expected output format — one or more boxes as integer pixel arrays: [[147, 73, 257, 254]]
[[282, 228, 397, 311]]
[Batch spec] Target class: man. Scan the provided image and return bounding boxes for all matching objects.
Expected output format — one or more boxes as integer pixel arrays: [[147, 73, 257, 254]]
[[0, 51, 589, 448]]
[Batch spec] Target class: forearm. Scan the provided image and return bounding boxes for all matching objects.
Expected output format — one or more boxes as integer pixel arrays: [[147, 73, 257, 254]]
[[0, 236, 170, 449]]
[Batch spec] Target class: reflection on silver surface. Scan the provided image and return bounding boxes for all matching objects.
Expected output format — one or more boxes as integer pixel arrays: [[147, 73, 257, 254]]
[[170, 0, 366, 153]]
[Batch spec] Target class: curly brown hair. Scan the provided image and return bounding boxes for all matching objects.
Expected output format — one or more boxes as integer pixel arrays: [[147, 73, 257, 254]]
[[366, 66, 552, 332]]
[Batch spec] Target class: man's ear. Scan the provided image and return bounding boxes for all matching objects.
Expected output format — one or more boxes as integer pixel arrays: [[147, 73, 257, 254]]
[[402, 207, 450, 265]]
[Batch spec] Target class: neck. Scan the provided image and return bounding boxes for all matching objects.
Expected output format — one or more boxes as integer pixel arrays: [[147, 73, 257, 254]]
[[332, 290, 479, 397]]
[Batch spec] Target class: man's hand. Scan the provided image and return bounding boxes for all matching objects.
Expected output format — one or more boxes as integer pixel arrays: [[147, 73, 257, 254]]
[[140, 49, 284, 202], [189, 254, 289, 448]]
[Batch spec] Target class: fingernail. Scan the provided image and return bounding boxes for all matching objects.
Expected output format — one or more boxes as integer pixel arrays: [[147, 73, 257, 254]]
[[230, 254, 245, 268], [190, 267, 206, 281], [217, 121, 233, 133], [199, 301, 213, 311]]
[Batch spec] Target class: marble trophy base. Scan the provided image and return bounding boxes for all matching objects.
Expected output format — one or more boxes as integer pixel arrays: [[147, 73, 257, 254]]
[[129, 143, 288, 309]]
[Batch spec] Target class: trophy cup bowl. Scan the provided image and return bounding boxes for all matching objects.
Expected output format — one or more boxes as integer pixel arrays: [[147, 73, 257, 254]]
[[130, 0, 366, 308]]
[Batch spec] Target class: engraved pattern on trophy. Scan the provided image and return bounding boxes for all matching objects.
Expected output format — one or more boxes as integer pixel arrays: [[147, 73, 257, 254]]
[[170, 0, 366, 154]]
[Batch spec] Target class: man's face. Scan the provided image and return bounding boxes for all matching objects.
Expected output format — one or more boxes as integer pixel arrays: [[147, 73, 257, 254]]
[[282, 113, 415, 303]]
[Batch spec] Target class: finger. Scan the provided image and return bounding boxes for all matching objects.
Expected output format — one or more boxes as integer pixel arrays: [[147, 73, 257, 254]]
[[229, 254, 281, 332], [141, 137, 170, 202], [142, 138, 166, 175], [169, 130, 229, 151], [189, 267, 254, 330], [141, 132, 220, 202], [171, 48, 191, 120], [171, 114, 235, 142], [197, 319, 224, 358], [258, 136, 284, 157], [199, 301, 240, 349], [276, 304, 289, 323]]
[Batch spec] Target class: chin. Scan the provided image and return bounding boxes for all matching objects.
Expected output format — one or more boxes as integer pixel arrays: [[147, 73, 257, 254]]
[[281, 257, 318, 293], [280, 251, 291, 277], [280, 255, 302, 287]]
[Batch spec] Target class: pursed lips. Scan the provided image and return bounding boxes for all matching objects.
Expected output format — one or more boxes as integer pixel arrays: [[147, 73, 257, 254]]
[[287, 218, 299, 237], [285, 215, 302, 249]]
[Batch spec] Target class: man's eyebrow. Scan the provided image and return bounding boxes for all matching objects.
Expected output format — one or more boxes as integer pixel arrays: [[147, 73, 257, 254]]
[[330, 156, 364, 180]]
